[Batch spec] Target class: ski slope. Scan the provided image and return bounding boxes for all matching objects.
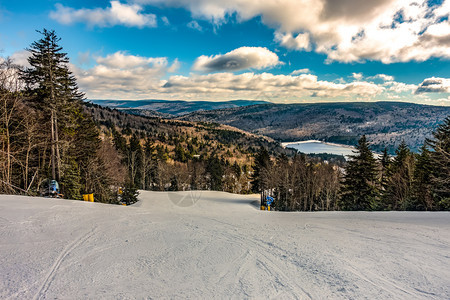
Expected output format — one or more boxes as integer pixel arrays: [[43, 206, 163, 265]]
[[1, 191, 449, 299]]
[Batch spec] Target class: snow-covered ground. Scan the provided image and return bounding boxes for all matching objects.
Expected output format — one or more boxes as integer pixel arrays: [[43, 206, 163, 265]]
[[1, 191, 449, 299]]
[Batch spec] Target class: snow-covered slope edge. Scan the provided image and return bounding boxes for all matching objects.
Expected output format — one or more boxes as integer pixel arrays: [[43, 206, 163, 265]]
[[1, 192, 449, 299]]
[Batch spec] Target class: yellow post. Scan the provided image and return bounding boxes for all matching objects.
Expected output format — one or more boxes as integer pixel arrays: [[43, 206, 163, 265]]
[[267, 206, 271, 211], [88, 193, 94, 202], [83, 194, 89, 201]]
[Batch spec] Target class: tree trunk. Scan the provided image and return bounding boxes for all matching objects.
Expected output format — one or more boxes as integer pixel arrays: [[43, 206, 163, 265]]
[[51, 110, 56, 180]]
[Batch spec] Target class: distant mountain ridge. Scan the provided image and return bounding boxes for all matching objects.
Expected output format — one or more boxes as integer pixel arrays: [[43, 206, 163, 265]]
[[90, 99, 270, 116], [90, 100, 450, 153], [177, 101, 450, 153]]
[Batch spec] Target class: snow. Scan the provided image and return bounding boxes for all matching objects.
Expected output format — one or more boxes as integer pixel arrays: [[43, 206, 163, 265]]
[[1, 191, 450, 299], [282, 140, 356, 157]]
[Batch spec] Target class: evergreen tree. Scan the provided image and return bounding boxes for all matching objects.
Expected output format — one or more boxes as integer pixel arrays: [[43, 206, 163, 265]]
[[273, 154, 290, 211], [21, 29, 84, 183], [384, 141, 414, 210], [232, 161, 241, 179], [169, 175, 179, 191], [339, 135, 379, 210], [206, 155, 223, 190], [121, 181, 139, 205], [427, 116, 450, 209], [174, 143, 187, 162], [378, 147, 391, 208], [251, 147, 271, 193], [127, 133, 143, 188], [410, 144, 433, 210], [20, 29, 116, 201]]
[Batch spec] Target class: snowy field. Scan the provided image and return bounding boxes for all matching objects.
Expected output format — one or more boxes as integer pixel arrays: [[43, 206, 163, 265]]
[[1, 191, 450, 299]]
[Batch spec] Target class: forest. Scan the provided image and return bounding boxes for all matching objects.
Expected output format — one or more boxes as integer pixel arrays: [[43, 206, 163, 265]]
[[253, 130, 450, 211], [1, 29, 449, 210]]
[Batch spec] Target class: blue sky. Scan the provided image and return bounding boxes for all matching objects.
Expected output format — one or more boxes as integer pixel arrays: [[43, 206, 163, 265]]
[[0, 0, 449, 104]]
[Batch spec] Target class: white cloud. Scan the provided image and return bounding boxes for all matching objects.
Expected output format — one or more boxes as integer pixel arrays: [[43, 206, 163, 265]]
[[162, 72, 384, 99], [161, 16, 170, 25], [64, 50, 446, 104], [10, 50, 31, 68], [372, 74, 395, 81], [187, 20, 203, 31], [71, 51, 173, 99], [192, 47, 283, 72], [77, 51, 92, 66], [95, 51, 167, 69], [167, 58, 180, 73], [274, 32, 310, 51], [291, 68, 310, 75], [71, 51, 389, 100], [385, 81, 416, 93], [352, 73, 363, 80], [50, 1, 157, 28], [416, 77, 450, 93], [135, 0, 450, 63]]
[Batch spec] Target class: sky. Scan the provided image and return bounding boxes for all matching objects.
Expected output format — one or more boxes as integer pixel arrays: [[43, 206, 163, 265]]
[[0, 0, 449, 105]]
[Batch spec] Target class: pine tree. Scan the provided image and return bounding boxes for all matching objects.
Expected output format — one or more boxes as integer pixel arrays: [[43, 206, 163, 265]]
[[427, 117, 450, 209], [273, 154, 290, 211], [232, 161, 241, 179], [251, 147, 271, 193], [121, 181, 139, 205], [206, 155, 223, 191], [410, 144, 433, 210], [384, 141, 414, 210], [378, 147, 391, 208], [128, 133, 143, 188], [21, 29, 84, 183], [251, 147, 273, 207], [20, 29, 116, 201], [339, 135, 379, 210]]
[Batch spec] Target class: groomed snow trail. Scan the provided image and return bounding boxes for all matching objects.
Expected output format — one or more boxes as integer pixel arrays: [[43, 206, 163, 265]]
[[1, 191, 450, 299]]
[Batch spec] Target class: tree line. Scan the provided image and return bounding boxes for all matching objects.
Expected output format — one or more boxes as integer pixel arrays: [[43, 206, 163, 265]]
[[0, 29, 123, 202], [253, 122, 449, 211]]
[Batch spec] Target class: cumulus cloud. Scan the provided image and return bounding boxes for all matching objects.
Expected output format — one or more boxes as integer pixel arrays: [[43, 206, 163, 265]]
[[291, 68, 310, 75], [72, 52, 389, 100], [10, 50, 31, 68], [71, 51, 172, 99], [50, 1, 157, 28], [192, 47, 282, 72], [162, 72, 384, 99], [274, 32, 310, 51], [372, 74, 395, 81], [385, 81, 416, 93], [167, 58, 180, 73], [135, 0, 450, 63], [65, 50, 446, 104], [416, 77, 450, 93], [352, 73, 363, 80]]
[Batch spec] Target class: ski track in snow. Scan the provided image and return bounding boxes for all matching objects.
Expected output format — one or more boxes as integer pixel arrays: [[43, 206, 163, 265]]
[[32, 227, 97, 300], [1, 192, 450, 299]]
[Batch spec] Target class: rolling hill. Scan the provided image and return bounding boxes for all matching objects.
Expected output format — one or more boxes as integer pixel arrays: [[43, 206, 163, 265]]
[[178, 101, 450, 153], [91, 99, 270, 116]]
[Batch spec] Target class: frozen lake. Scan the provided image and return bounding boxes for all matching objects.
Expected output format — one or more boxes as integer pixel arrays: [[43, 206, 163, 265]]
[[283, 140, 356, 157]]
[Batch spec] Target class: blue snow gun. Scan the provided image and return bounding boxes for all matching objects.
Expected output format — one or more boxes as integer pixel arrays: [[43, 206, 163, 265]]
[[266, 196, 274, 206]]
